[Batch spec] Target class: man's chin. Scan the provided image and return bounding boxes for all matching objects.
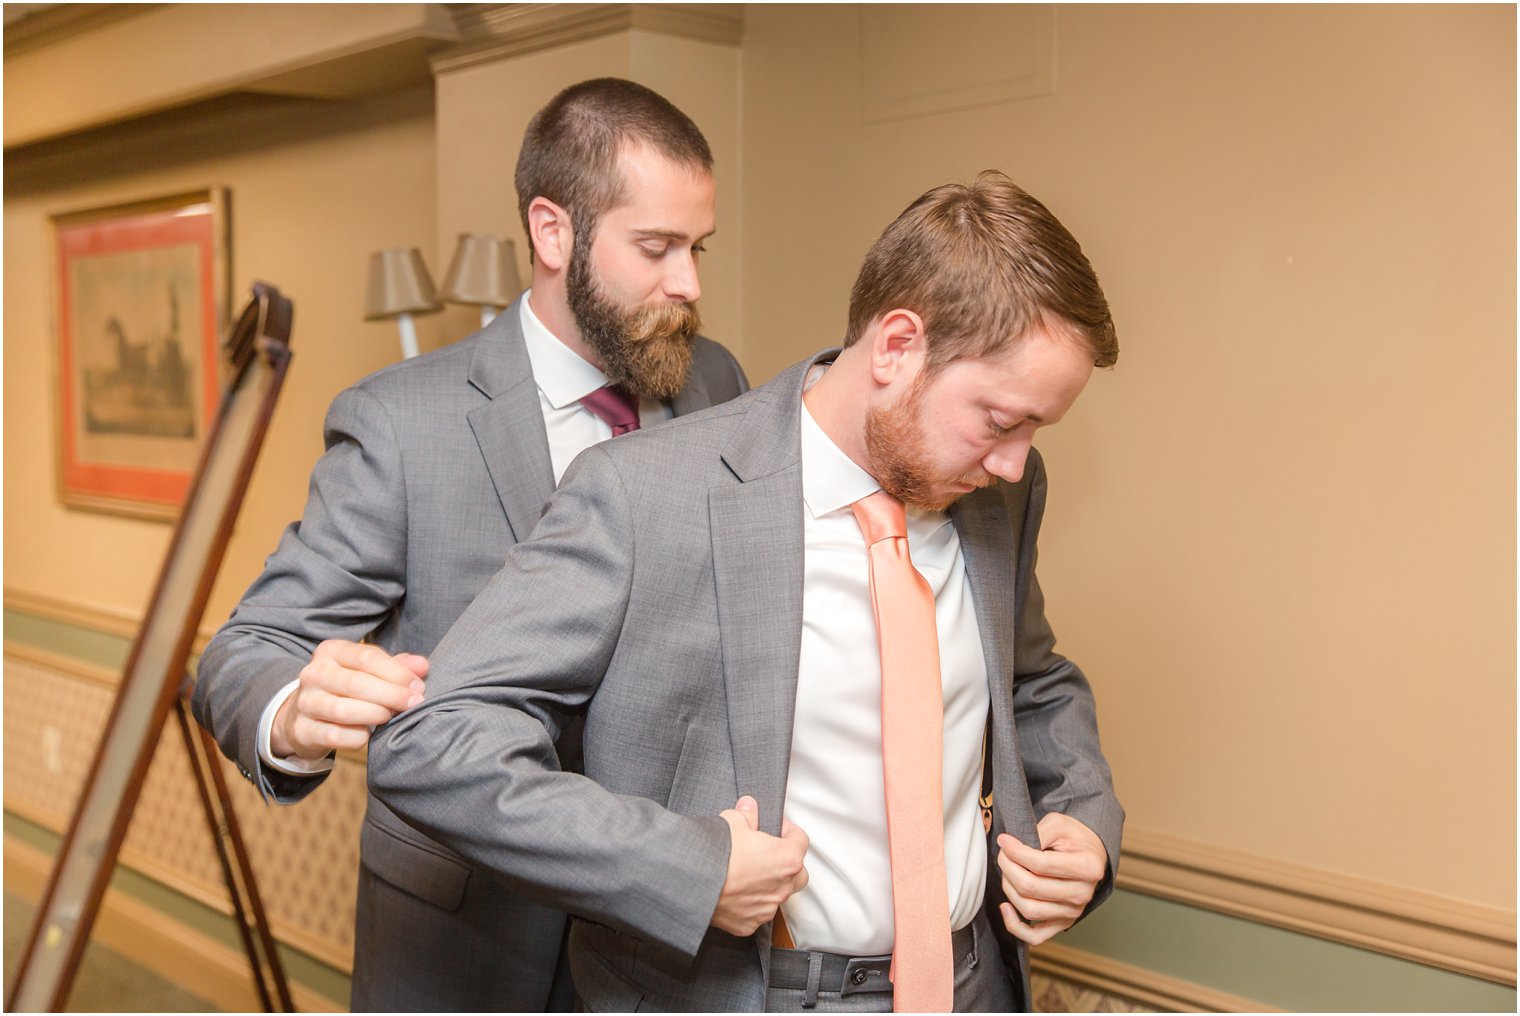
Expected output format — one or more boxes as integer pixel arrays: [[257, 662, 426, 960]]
[[916, 492, 963, 513], [894, 479, 987, 513], [614, 335, 695, 401]]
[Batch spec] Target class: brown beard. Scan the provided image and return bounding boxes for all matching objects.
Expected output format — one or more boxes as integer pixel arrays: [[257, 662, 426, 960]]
[[566, 229, 700, 400], [863, 375, 990, 512]]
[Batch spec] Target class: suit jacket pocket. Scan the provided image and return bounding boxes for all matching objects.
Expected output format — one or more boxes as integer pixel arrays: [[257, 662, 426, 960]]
[[569, 920, 646, 1012], [360, 813, 470, 911]]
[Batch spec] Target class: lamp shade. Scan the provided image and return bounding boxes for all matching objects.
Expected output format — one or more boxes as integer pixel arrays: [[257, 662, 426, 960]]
[[364, 247, 442, 320], [440, 233, 521, 308]]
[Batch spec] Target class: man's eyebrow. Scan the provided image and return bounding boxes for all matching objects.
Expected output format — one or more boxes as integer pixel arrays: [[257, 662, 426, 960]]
[[631, 228, 716, 241]]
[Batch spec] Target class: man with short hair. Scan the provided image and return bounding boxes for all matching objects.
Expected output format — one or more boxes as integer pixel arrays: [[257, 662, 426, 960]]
[[192, 78, 747, 1011], [370, 171, 1123, 1012]]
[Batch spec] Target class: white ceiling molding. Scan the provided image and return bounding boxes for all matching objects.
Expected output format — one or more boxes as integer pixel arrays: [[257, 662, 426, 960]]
[[431, 3, 744, 76]]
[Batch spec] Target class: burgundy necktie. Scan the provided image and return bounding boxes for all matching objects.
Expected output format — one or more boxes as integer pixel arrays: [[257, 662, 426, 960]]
[[851, 490, 954, 1013], [579, 385, 641, 436]]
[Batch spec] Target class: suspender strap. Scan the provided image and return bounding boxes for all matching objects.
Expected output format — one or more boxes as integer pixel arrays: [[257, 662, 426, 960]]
[[979, 708, 994, 832]]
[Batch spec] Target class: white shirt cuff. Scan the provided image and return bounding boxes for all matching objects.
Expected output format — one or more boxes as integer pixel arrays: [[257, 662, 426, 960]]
[[257, 679, 336, 777]]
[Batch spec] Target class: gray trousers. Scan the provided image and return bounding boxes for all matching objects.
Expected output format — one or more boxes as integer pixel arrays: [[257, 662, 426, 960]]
[[764, 911, 1017, 1013]]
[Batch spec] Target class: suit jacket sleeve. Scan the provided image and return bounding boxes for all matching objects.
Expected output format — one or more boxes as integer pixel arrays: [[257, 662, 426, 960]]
[[1011, 450, 1124, 912], [368, 444, 732, 960], [192, 383, 409, 803]]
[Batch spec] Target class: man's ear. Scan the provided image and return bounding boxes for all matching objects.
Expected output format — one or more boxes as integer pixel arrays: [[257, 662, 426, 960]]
[[527, 197, 572, 272], [867, 308, 927, 387]]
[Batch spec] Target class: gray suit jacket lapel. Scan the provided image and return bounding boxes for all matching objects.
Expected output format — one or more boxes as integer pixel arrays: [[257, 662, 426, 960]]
[[950, 487, 1039, 844], [709, 356, 826, 839], [670, 360, 711, 418], [467, 301, 724, 542], [466, 298, 557, 543], [708, 356, 825, 985]]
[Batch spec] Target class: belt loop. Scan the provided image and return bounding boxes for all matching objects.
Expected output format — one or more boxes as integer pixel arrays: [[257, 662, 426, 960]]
[[967, 917, 980, 970], [802, 951, 823, 1009]]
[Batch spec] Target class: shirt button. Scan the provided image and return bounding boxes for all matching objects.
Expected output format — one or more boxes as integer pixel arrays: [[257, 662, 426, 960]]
[[851, 969, 868, 986]]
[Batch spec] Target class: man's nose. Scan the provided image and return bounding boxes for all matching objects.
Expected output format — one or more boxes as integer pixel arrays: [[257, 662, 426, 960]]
[[664, 253, 701, 303], [984, 441, 1031, 484]]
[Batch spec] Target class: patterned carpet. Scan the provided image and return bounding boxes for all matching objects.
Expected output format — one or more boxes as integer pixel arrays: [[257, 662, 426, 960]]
[[1032, 970, 1159, 1013]]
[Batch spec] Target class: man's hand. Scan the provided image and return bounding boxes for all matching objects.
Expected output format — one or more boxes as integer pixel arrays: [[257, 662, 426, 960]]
[[271, 640, 429, 760], [711, 795, 810, 936], [996, 812, 1108, 946]]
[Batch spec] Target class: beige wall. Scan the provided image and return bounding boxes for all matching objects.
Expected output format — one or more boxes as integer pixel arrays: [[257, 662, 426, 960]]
[[4, 86, 440, 626], [740, 4, 1515, 907], [4, 0, 1513, 944]]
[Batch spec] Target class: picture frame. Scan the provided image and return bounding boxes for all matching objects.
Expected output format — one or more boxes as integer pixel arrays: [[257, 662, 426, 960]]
[[52, 188, 230, 520]]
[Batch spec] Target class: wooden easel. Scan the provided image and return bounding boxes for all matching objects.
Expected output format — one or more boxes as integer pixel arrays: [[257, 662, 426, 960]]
[[8, 284, 296, 1013]]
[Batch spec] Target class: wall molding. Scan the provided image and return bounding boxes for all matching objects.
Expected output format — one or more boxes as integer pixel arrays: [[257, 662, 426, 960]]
[[5, 834, 341, 1012], [5, 585, 215, 659], [1033, 941, 1278, 1013], [1120, 828, 1516, 986], [4, 639, 121, 688], [5, 585, 152, 643], [9, 585, 1514, 987], [5, 790, 355, 974], [3, 589, 368, 763], [2, 3, 163, 57], [5, 4, 457, 148], [432, 3, 744, 75]]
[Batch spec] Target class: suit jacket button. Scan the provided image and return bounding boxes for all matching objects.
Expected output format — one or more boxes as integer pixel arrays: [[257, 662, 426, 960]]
[[851, 969, 868, 986]]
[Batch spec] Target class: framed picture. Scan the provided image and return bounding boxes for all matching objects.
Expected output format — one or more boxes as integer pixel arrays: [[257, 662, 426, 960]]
[[53, 188, 230, 520]]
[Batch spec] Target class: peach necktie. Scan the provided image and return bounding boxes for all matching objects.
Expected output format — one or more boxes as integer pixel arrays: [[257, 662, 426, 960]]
[[850, 490, 954, 1013]]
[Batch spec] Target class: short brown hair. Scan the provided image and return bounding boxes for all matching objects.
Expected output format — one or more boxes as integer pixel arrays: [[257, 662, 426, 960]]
[[515, 78, 713, 247], [844, 171, 1118, 369]]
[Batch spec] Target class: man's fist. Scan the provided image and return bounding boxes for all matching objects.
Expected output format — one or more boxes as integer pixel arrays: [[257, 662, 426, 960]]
[[996, 812, 1107, 946], [272, 640, 429, 759], [710, 795, 810, 936]]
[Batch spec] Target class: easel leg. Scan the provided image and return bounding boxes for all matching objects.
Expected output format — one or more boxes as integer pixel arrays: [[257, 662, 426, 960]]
[[174, 690, 295, 1012]]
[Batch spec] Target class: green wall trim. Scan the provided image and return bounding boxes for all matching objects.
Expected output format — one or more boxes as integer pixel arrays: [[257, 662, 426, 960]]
[[1064, 888, 1516, 1012], [3, 811, 350, 1007], [3, 604, 206, 679], [3, 608, 133, 671]]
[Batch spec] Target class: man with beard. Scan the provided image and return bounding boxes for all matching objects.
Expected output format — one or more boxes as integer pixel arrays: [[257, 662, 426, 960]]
[[369, 171, 1124, 1012], [191, 78, 747, 1012]]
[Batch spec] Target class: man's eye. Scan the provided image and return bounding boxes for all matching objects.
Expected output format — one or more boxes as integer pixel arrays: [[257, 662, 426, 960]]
[[988, 416, 1014, 437], [639, 244, 668, 258], [692, 243, 707, 255]]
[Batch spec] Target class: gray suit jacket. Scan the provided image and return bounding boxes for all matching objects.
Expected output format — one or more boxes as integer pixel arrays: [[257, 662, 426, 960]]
[[191, 294, 747, 1010], [370, 349, 1124, 1012]]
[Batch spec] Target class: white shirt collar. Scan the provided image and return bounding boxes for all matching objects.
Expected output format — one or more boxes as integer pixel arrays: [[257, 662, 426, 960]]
[[519, 290, 610, 409], [800, 388, 881, 519]]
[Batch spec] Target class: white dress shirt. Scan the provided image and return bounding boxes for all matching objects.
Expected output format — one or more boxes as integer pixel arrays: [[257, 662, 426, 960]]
[[257, 293, 671, 775], [779, 384, 990, 955]]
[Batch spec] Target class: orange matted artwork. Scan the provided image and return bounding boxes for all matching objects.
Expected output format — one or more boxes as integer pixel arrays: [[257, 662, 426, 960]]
[[52, 188, 230, 520]]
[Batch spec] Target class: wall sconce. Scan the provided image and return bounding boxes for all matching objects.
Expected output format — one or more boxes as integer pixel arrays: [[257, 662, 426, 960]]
[[440, 233, 521, 329], [364, 247, 441, 359]]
